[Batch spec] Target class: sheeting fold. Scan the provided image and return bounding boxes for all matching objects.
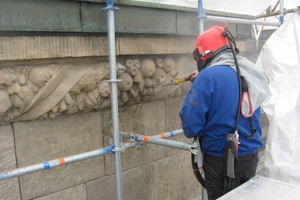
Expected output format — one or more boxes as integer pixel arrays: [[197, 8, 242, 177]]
[[257, 13, 300, 186]]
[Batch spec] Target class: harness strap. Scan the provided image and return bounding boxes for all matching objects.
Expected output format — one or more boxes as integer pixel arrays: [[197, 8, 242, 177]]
[[241, 77, 257, 139], [224, 138, 241, 193]]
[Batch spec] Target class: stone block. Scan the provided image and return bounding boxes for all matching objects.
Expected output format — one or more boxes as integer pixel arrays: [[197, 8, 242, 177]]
[[0, 124, 21, 200], [176, 11, 198, 35], [13, 112, 105, 200], [0, 36, 108, 61], [153, 152, 201, 200], [166, 96, 184, 131], [102, 101, 167, 175], [0, 0, 81, 32], [33, 184, 87, 200], [87, 164, 153, 200], [117, 36, 195, 55], [115, 6, 177, 35], [237, 24, 251, 38]]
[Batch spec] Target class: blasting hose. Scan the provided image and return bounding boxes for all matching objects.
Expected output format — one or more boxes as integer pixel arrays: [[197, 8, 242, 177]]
[[191, 153, 206, 188], [191, 136, 206, 188]]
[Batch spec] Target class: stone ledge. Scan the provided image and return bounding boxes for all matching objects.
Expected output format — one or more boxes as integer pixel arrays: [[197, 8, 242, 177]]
[[0, 36, 195, 61], [0, 35, 248, 61]]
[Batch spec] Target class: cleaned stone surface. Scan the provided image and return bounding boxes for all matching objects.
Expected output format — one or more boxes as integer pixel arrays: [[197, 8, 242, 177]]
[[0, 36, 194, 61], [103, 101, 167, 175], [165, 97, 184, 131], [87, 164, 153, 200], [0, 124, 21, 200], [153, 152, 201, 200], [13, 112, 104, 200], [33, 184, 87, 200], [166, 96, 192, 156]]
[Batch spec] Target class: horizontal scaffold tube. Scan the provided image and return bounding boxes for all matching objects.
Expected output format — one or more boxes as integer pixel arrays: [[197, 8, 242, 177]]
[[120, 129, 184, 139], [255, 7, 300, 19], [0, 145, 114, 181], [120, 129, 194, 152], [206, 15, 281, 26]]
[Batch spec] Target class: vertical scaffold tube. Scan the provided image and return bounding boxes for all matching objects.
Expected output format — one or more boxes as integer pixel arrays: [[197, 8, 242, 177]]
[[279, 0, 284, 24], [105, 1, 123, 200], [198, 2, 207, 200], [198, 0, 205, 33]]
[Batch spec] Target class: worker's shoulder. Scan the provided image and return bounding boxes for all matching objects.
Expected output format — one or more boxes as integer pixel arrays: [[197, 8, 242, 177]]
[[202, 65, 235, 75]]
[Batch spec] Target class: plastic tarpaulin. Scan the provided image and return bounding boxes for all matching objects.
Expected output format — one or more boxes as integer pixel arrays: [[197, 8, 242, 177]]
[[256, 13, 300, 186], [218, 176, 300, 200]]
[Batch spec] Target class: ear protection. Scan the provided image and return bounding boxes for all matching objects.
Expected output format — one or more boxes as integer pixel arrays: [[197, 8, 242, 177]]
[[193, 22, 239, 72]]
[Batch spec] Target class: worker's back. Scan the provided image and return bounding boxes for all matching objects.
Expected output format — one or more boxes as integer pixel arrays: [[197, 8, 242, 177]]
[[180, 65, 264, 157]]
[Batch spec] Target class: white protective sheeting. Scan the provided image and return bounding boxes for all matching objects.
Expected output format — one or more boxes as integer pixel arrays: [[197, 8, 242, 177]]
[[256, 13, 300, 186], [218, 176, 300, 200]]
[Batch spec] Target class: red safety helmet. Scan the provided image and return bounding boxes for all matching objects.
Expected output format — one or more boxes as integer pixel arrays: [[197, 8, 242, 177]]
[[193, 22, 230, 62]]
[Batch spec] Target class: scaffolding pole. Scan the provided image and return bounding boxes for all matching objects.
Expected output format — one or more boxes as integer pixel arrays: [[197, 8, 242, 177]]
[[279, 0, 284, 24], [104, 1, 123, 200], [120, 130, 195, 152], [197, 1, 208, 199], [198, 0, 205, 33], [206, 15, 281, 26], [0, 146, 114, 181], [120, 129, 184, 139]]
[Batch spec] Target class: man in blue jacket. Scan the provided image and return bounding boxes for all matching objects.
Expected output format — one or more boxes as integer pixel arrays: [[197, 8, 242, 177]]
[[180, 23, 269, 199]]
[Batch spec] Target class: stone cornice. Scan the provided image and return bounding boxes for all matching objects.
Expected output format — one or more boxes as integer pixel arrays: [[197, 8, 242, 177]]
[[0, 36, 195, 61]]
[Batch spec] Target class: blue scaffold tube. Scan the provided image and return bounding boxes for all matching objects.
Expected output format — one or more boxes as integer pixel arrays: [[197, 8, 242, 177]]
[[106, 0, 114, 8]]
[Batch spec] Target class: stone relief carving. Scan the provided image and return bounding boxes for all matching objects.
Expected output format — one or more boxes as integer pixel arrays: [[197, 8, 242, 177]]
[[0, 56, 195, 124]]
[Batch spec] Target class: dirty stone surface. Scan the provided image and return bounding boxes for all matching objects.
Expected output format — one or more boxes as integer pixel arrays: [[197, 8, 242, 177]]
[[13, 112, 104, 200], [0, 124, 21, 200]]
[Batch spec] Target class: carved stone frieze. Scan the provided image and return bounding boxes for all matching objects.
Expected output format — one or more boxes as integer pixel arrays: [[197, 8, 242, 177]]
[[0, 56, 195, 124]]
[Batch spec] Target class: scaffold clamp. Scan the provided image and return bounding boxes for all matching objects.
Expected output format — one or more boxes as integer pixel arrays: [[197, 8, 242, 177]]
[[190, 142, 199, 155], [112, 143, 127, 153]]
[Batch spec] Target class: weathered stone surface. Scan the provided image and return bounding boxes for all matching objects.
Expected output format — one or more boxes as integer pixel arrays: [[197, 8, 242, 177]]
[[102, 100, 167, 175], [0, 36, 195, 61], [87, 164, 153, 200], [0, 124, 21, 200], [13, 112, 105, 200], [33, 184, 87, 200], [153, 152, 201, 200], [117, 37, 194, 55], [0, 36, 108, 61]]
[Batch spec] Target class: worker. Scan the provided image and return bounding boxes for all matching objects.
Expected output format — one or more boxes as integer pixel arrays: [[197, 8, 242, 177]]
[[180, 23, 269, 200]]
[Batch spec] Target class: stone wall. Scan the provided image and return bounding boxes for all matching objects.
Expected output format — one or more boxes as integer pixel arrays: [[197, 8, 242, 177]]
[[0, 97, 202, 200], [0, 33, 203, 199]]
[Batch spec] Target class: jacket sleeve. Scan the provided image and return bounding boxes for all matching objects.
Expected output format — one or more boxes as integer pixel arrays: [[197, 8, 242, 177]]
[[179, 73, 213, 138]]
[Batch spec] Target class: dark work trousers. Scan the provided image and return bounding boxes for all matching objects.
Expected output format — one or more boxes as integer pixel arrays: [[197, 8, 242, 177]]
[[203, 152, 258, 200]]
